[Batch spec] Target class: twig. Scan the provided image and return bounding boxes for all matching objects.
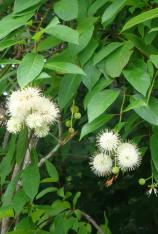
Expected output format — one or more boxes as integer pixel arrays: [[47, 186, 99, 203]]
[[119, 89, 126, 122], [38, 120, 62, 167], [2, 130, 10, 149], [81, 211, 105, 234]]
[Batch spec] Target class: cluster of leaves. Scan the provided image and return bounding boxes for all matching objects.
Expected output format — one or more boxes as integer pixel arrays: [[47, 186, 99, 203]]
[[1, 0, 158, 233]]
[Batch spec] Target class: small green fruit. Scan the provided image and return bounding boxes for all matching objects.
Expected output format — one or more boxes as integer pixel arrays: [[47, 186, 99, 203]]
[[71, 105, 79, 113], [65, 120, 71, 127], [68, 127, 75, 134], [112, 166, 120, 174], [74, 112, 81, 119], [138, 178, 146, 186]]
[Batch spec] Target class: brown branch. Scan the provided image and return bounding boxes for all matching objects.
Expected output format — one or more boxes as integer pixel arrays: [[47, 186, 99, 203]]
[[38, 120, 62, 167], [81, 211, 105, 234]]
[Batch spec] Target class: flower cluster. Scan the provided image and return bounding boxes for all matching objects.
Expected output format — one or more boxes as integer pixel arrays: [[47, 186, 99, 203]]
[[7, 87, 59, 137], [90, 129, 141, 177]]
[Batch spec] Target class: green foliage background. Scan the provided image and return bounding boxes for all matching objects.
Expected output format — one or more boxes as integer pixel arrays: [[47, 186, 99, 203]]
[[1, 0, 158, 233]]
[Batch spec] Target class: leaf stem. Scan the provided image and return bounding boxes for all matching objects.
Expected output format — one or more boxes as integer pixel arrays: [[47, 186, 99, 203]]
[[147, 71, 158, 104]]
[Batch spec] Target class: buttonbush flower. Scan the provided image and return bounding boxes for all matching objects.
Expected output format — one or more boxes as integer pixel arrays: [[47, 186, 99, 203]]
[[97, 129, 120, 153], [90, 153, 113, 177], [7, 87, 59, 137], [117, 142, 141, 171]]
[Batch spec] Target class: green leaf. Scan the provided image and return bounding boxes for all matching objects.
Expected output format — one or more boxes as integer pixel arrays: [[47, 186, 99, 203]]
[[37, 36, 62, 52], [122, 8, 158, 32], [88, 0, 109, 16], [73, 192, 81, 208], [14, 0, 42, 13], [80, 114, 112, 140], [150, 133, 158, 174], [45, 62, 85, 75], [22, 164, 40, 200], [0, 38, 24, 51], [124, 33, 158, 57], [0, 206, 14, 219], [15, 128, 28, 164], [82, 60, 101, 90], [84, 78, 112, 109], [87, 89, 120, 122], [124, 96, 147, 112], [150, 54, 158, 68], [58, 75, 81, 109], [8, 230, 49, 234], [102, 0, 127, 24], [133, 95, 158, 125], [36, 187, 57, 200], [2, 173, 21, 206], [104, 41, 133, 78], [45, 160, 59, 182], [12, 189, 29, 214], [45, 24, 79, 44], [0, 59, 21, 64], [79, 39, 98, 66], [49, 200, 71, 216], [54, 0, 78, 21], [17, 53, 44, 88], [123, 59, 151, 96], [93, 42, 122, 65], [0, 135, 17, 185], [0, 13, 33, 40]]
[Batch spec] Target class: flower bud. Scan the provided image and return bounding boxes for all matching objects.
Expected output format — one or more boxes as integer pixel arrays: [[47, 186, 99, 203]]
[[65, 120, 71, 127], [138, 178, 146, 186], [74, 112, 81, 119], [68, 127, 75, 134], [71, 105, 79, 113], [112, 166, 120, 174]]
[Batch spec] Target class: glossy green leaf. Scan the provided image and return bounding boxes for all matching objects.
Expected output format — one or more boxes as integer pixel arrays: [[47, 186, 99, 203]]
[[0, 39, 24, 51], [58, 75, 81, 109], [0, 206, 14, 219], [84, 78, 112, 108], [104, 41, 133, 78], [45, 160, 59, 182], [0, 13, 33, 40], [22, 164, 40, 200], [102, 0, 127, 23], [79, 39, 98, 66], [82, 60, 101, 90], [123, 59, 151, 96], [36, 187, 57, 200], [17, 53, 44, 88], [45, 24, 79, 44], [45, 62, 85, 75], [12, 189, 29, 214], [93, 42, 122, 65], [133, 95, 158, 125], [14, 0, 42, 13], [122, 8, 158, 32], [80, 114, 112, 140], [88, 89, 120, 122], [150, 54, 158, 68], [88, 0, 109, 16], [54, 0, 78, 20]]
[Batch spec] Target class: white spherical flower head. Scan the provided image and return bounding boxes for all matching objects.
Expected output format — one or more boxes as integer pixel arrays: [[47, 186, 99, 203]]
[[7, 117, 22, 134], [117, 142, 141, 171], [90, 153, 113, 177], [36, 97, 60, 124], [26, 113, 44, 129], [97, 130, 120, 153], [7, 87, 41, 119], [34, 125, 50, 138]]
